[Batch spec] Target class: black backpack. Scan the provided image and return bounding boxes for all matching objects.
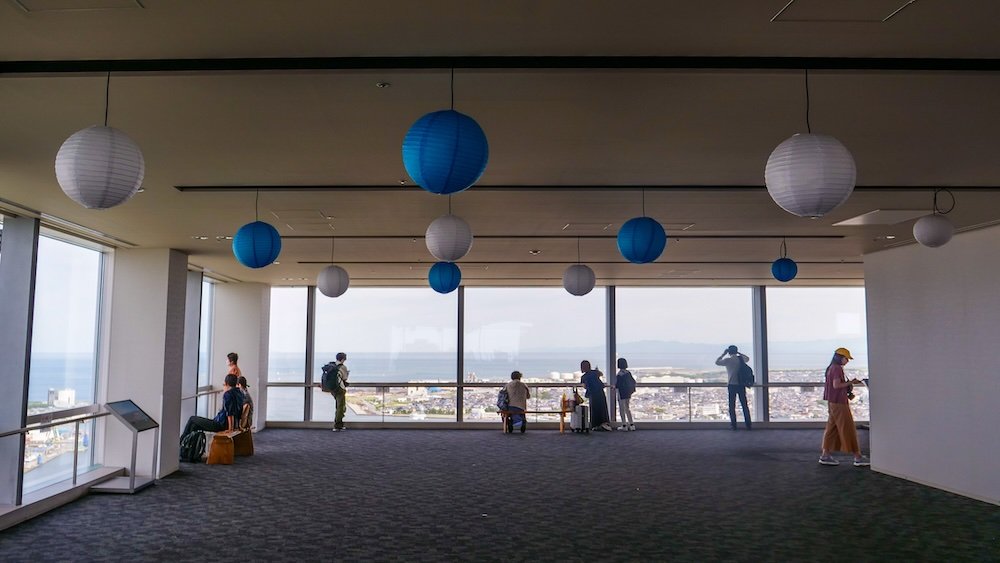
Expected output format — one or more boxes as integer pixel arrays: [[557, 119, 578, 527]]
[[320, 362, 342, 392], [179, 431, 206, 463], [738, 358, 755, 388]]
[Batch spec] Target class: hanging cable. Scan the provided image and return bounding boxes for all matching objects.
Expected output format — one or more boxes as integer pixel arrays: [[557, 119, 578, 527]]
[[104, 71, 111, 127], [330, 236, 336, 264], [641, 188, 646, 216], [933, 188, 956, 215], [577, 237, 582, 264], [780, 238, 788, 258], [804, 69, 812, 134], [255, 189, 260, 222], [450, 68, 455, 111]]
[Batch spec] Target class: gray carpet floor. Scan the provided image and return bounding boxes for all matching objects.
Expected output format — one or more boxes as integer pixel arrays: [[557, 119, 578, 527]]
[[0, 428, 998, 562]]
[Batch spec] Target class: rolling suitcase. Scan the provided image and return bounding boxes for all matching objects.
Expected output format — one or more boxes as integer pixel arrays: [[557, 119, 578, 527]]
[[571, 404, 590, 433]]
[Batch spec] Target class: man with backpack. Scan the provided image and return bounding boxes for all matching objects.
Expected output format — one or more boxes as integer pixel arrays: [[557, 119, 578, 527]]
[[323, 352, 350, 431], [716, 345, 753, 431], [180, 374, 243, 461]]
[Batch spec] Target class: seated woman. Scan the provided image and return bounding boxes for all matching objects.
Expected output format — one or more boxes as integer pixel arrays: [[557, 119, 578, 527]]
[[504, 370, 531, 433], [180, 374, 243, 443], [237, 376, 254, 430]]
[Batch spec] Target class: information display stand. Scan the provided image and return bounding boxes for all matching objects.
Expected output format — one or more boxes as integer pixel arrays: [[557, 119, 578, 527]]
[[91, 400, 159, 494]]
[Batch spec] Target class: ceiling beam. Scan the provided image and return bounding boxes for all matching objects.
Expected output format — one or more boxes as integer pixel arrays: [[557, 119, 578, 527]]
[[4, 56, 1000, 75], [174, 185, 1000, 193]]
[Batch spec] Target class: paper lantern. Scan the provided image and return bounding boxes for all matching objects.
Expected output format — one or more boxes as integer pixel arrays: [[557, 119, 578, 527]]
[[563, 264, 596, 296], [232, 221, 281, 268], [425, 214, 473, 261], [771, 257, 798, 282], [317, 265, 350, 298], [765, 133, 856, 218], [428, 261, 461, 294], [913, 214, 954, 248], [617, 217, 667, 264], [55, 125, 145, 209], [402, 109, 489, 195]]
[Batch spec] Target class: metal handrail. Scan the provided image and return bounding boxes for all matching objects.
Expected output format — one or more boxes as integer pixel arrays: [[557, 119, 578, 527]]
[[180, 387, 222, 401], [0, 410, 110, 438]]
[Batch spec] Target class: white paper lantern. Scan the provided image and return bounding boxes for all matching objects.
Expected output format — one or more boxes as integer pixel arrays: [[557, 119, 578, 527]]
[[563, 264, 596, 296], [317, 265, 350, 298], [765, 133, 856, 218], [55, 125, 145, 209], [913, 214, 954, 248], [425, 214, 473, 261]]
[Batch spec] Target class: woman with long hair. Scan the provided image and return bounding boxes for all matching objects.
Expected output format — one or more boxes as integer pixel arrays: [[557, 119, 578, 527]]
[[819, 347, 870, 467]]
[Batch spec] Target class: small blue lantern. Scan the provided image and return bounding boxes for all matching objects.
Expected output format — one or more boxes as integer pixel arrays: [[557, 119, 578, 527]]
[[617, 217, 667, 264], [428, 261, 462, 294], [402, 109, 489, 195], [771, 257, 798, 282], [233, 221, 281, 268]]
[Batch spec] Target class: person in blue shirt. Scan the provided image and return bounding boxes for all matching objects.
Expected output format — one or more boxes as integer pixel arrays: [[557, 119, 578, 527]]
[[580, 360, 612, 431], [181, 374, 243, 441]]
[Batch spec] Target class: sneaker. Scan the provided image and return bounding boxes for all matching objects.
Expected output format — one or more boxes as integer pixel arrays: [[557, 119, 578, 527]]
[[818, 456, 840, 466], [331, 428, 340, 432], [853, 456, 870, 467], [629, 424, 636, 431], [601, 422, 613, 432], [617, 425, 629, 431]]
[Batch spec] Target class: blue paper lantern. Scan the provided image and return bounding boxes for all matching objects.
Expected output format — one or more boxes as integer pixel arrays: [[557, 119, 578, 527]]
[[232, 221, 282, 268], [617, 217, 667, 264], [428, 261, 462, 294], [402, 109, 489, 195], [771, 257, 798, 282]]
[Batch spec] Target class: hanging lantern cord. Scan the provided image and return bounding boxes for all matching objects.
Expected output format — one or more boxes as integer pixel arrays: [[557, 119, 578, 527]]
[[104, 71, 111, 127], [780, 238, 788, 258], [330, 236, 335, 264], [450, 68, 455, 111], [932, 188, 956, 215], [255, 189, 260, 222], [804, 69, 812, 134], [577, 237, 582, 264], [641, 188, 646, 217]]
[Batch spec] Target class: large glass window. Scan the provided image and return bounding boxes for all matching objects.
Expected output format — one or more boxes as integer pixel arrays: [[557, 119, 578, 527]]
[[267, 287, 308, 421], [615, 288, 754, 422], [312, 288, 457, 421], [25, 234, 104, 492], [766, 287, 869, 421], [196, 280, 214, 417]]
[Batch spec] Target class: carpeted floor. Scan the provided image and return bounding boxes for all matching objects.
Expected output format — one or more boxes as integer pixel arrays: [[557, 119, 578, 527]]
[[0, 428, 997, 562]]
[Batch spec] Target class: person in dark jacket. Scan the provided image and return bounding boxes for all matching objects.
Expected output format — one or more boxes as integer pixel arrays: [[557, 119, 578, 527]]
[[580, 360, 612, 431], [716, 345, 751, 430], [181, 374, 243, 441]]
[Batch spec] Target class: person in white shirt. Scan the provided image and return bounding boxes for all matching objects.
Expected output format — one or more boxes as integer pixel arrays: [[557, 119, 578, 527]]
[[504, 371, 531, 433]]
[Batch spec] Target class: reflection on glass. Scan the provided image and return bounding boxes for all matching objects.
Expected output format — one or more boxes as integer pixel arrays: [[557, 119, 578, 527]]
[[28, 236, 102, 416], [22, 420, 96, 494], [266, 387, 305, 421], [268, 287, 307, 383], [313, 288, 457, 384], [464, 288, 606, 382]]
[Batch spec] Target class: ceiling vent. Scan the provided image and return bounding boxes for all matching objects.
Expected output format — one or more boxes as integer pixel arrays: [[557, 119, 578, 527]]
[[833, 210, 928, 226], [770, 0, 917, 23], [11, 0, 144, 12]]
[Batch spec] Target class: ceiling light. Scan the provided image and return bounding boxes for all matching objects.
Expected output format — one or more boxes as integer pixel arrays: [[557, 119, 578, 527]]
[[528, 249, 542, 256], [376, 81, 391, 88], [884, 235, 896, 240], [191, 235, 209, 240]]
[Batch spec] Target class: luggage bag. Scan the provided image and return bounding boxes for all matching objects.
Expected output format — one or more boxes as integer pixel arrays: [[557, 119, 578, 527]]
[[570, 404, 590, 433]]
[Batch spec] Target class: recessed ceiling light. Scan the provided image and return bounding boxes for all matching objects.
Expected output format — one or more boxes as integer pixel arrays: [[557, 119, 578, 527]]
[[376, 81, 392, 88], [398, 179, 407, 185], [528, 249, 542, 256], [191, 235, 208, 240], [885, 235, 897, 240], [273, 261, 281, 265]]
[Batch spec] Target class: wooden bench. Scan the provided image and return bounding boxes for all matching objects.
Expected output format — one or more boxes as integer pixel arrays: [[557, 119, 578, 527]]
[[499, 409, 572, 433], [206, 429, 254, 465]]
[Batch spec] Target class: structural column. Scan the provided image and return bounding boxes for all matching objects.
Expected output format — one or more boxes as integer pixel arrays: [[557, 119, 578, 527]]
[[211, 282, 270, 430], [0, 216, 40, 506]]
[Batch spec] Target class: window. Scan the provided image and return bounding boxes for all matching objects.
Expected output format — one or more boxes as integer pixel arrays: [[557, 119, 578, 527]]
[[267, 287, 308, 421], [766, 287, 869, 421], [25, 233, 104, 492], [312, 288, 457, 422], [196, 280, 214, 417], [615, 288, 754, 422]]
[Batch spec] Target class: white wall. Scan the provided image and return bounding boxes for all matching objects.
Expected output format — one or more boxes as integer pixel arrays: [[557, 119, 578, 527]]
[[865, 224, 1000, 505], [105, 248, 188, 478], [212, 282, 270, 430]]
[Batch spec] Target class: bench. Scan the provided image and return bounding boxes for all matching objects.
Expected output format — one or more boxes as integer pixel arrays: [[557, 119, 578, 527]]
[[206, 429, 254, 465], [499, 409, 572, 433]]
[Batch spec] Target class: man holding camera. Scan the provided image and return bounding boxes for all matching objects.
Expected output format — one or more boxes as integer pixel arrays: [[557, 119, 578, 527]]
[[716, 345, 752, 431]]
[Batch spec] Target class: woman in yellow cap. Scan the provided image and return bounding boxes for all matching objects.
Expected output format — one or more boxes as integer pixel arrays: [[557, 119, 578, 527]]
[[818, 347, 870, 467]]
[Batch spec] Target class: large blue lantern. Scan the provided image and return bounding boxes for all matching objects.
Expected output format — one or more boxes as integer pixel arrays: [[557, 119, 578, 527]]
[[232, 221, 281, 268], [402, 109, 489, 195], [428, 261, 462, 294], [771, 257, 798, 282], [617, 217, 667, 264]]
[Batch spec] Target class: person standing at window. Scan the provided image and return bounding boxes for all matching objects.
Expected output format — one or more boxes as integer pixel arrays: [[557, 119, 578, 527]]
[[716, 345, 752, 430], [504, 370, 531, 433], [613, 357, 637, 431], [819, 347, 870, 467], [227, 352, 242, 378], [331, 352, 350, 432], [580, 360, 612, 431]]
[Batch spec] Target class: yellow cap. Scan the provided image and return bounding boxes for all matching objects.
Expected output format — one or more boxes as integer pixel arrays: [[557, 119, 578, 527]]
[[835, 347, 853, 360]]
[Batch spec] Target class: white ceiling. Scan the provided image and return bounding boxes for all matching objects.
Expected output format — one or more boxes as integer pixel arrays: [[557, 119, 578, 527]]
[[1, 0, 999, 287]]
